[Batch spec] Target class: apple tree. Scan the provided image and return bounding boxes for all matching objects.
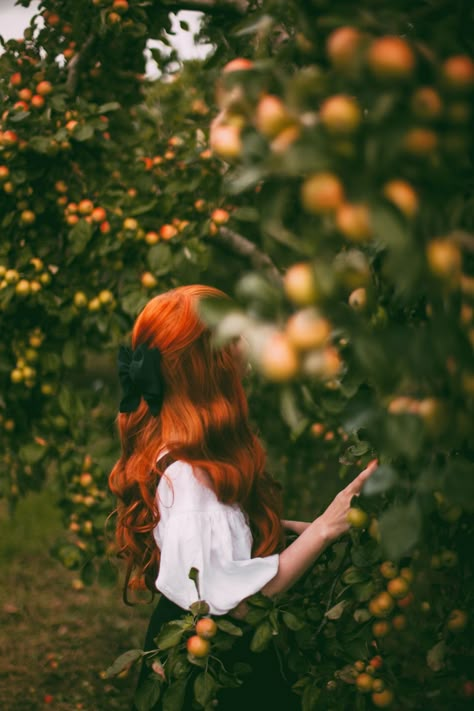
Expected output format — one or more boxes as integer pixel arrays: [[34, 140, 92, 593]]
[[1, 0, 473, 709]]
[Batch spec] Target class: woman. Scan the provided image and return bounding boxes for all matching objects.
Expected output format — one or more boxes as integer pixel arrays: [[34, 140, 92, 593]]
[[108, 284, 377, 709]]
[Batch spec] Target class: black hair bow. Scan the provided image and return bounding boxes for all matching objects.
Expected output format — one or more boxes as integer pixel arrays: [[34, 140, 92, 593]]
[[118, 343, 164, 416]]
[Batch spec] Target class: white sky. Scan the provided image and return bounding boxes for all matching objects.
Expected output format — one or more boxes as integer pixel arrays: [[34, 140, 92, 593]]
[[0, 1, 212, 76]]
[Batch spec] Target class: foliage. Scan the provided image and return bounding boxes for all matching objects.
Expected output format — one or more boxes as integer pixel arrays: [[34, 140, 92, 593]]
[[1, 0, 473, 708]]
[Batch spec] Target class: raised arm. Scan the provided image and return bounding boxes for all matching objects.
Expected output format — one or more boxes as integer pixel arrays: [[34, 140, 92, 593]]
[[261, 459, 378, 597]]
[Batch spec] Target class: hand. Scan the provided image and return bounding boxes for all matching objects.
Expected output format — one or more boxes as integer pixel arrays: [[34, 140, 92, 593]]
[[317, 459, 378, 543]]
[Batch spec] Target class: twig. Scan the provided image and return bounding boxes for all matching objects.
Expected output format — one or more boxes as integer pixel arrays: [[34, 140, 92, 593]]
[[66, 33, 96, 96], [313, 543, 351, 639], [208, 226, 282, 285]]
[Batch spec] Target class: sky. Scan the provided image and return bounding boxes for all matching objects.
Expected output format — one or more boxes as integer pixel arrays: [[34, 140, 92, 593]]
[[0, 1, 213, 75]]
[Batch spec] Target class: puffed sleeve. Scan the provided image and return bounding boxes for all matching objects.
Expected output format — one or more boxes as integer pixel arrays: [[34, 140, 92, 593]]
[[153, 462, 279, 616]]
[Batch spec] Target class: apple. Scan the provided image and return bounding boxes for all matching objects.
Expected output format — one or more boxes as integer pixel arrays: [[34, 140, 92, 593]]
[[222, 58, 254, 73], [66, 120, 78, 132], [371, 689, 394, 708], [195, 617, 218, 640], [349, 287, 368, 311], [20, 210, 36, 225], [270, 124, 301, 153], [326, 27, 362, 68], [113, 0, 129, 12], [18, 88, 33, 101], [210, 123, 242, 160], [36, 80, 53, 96], [303, 346, 342, 379], [380, 561, 398, 579], [78, 199, 94, 216], [145, 231, 159, 245], [336, 203, 372, 241], [442, 55, 474, 91], [387, 577, 410, 599], [286, 308, 331, 350], [403, 128, 438, 156], [382, 179, 418, 218], [255, 95, 294, 138], [186, 635, 210, 658], [10, 368, 24, 383], [46, 13, 60, 27], [260, 332, 299, 381], [123, 217, 138, 231], [347, 507, 368, 528], [368, 36, 415, 80], [426, 239, 461, 282], [211, 208, 230, 225], [10, 72, 22, 86], [99, 289, 114, 305], [356, 673, 373, 693], [141, 272, 157, 289], [15, 279, 30, 296], [284, 263, 318, 305], [91, 206, 107, 223], [0, 166, 10, 181], [410, 87, 442, 120], [3, 130, 18, 146], [159, 224, 178, 240], [301, 172, 345, 214], [320, 95, 361, 133]]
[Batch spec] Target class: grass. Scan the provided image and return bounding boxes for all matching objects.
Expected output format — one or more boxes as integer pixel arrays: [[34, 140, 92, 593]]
[[0, 488, 154, 711]]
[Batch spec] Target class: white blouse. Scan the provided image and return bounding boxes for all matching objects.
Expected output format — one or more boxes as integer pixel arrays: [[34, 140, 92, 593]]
[[153, 458, 280, 616]]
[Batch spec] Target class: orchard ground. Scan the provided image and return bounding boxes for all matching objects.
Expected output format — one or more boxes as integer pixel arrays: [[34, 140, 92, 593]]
[[0, 488, 151, 711]]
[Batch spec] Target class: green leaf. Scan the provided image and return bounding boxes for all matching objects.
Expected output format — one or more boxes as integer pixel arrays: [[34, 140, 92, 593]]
[[74, 124, 94, 141], [147, 243, 173, 275], [194, 672, 217, 707], [426, 641, 446, 672], [215, 618, 244, 636], [134, 675, 163, 711], [68, 219, 93, 256], [302, 681, 320, 711], [98, 101, 121, 113], [58, 386, 76, 416], [28, 136, 51, 153], [189, 601, 210, 617], [362, 464, 397, 496], [325, 600, 348, 620], [342, 567, 369, 585], [351, 540, 381, 567], [121, 291, 149, 317], [282, 612, 305, 631], [105, 649, 143, 678], [155, 622, 184, 651], [379, 498, 422, 560], [352, 580, 375, 602], [280, 387, 310, 441], [162, 678, 188, 711], [19, 442, 46, 464], [250, 620, 273, 652]]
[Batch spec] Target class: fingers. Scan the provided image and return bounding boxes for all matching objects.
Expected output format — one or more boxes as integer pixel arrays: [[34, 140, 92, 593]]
[[348, 459, 379, 494]]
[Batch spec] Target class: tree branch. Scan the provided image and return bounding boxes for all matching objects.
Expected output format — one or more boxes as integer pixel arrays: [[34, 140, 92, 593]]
[[208, 226, 282, 285], [66, 33, 96, 96]]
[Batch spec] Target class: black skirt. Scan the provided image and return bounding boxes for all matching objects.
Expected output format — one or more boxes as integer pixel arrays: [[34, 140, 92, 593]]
[[133, 593, 301, 710]]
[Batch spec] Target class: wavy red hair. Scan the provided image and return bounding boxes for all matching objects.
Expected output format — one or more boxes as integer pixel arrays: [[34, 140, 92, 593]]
[[108, 285, 284, 603]]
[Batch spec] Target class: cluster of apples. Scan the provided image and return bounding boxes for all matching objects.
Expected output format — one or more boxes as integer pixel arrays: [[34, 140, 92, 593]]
[[186, 617, 218, 659]]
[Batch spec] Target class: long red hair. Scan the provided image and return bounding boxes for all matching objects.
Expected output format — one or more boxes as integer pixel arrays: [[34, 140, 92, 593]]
[[108, 285, 284, 603]]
